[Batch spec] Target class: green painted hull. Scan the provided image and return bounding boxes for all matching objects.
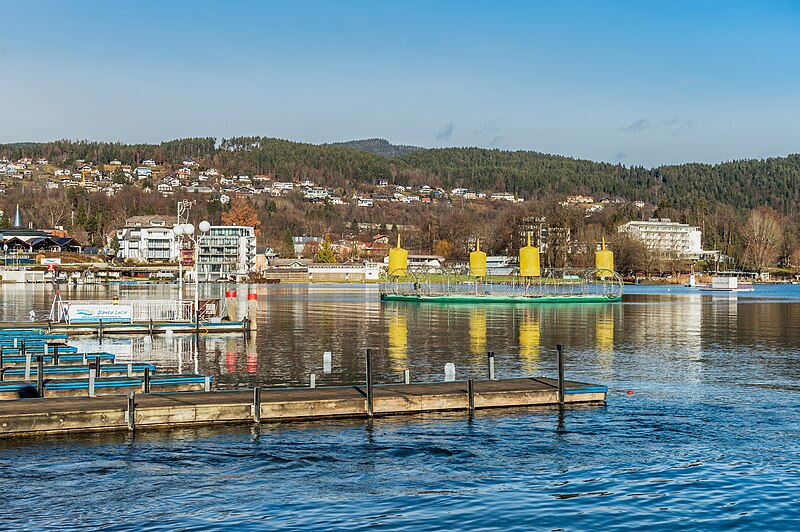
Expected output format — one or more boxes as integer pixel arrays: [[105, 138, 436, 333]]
[[380, 293, 621, 304]]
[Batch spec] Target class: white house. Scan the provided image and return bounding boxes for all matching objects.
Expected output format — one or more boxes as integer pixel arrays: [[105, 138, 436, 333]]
[[116, 215, 179, 262]]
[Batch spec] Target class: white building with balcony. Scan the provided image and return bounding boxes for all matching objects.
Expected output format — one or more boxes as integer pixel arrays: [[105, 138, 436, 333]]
[[618, 218, 708, 260], [116, 215, 179, 262], [195, 225, 257, 282]]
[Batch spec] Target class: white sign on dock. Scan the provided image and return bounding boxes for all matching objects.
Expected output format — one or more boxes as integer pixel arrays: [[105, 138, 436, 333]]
[[66, 304, 133, 324]]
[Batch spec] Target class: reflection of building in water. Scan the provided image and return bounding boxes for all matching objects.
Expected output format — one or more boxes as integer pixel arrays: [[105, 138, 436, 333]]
[[628, 293, 702, 357], [595, 306, 614, 369], [518, 309, 540, 373], [469, 307, 487, 357], [702, 294, 738, 341], [387, 312, 408, 372], [76, 335, 197, 373]]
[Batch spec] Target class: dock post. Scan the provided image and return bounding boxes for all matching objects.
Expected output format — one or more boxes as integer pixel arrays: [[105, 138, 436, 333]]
[[98, 319, 103, 341], [24, 347, 31, 381], [13, 338, 17, 349], [96, 362, 102, 378], [557, 344, 565, 405], [444, 362, 455, 382], [149, 318, 154, 339], [247, 292, 258, 331], [126, 391, 136, 432], [253, 387, 261, 423], [127, 363, 133, 377], [468, 379, 475, 412], [36, 355, 44, 397], [47, 319, 51, 333], [366, 348, 374, 417], [487, 351, 496, 380], [204, 376, 211, 392], [403, 369, 411, 385], [88, 363, 96, 397], [82, 353, 88, 365], [309, 373, 316, 388], [144, 367, 151, 393], [53, 344, 59, 366]]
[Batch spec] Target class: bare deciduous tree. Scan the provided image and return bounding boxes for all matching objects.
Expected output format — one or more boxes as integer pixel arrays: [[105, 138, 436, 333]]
[[744, 208, 782, 271]]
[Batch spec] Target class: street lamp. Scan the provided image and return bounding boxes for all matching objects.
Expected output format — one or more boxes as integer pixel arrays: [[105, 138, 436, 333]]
[[173, 221, 210, 323], [173, 223, 185, 294]]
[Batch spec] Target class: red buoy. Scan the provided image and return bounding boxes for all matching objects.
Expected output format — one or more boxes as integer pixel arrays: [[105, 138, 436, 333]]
[[627, 390, 634, 395]]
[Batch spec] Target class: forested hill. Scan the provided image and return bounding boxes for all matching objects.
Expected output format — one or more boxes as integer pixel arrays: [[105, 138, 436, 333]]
[[325, 138, 420, 157], [394, 149, 800, 213], [2, 137, 798, 213]]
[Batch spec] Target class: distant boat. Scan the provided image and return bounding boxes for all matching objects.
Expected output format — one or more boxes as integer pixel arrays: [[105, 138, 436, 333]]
[[699, 276, 754, 292]]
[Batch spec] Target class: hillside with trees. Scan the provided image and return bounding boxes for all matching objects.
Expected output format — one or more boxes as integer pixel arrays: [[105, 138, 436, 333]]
[[3, 137, 800, 274], [4, 138, 798, 213]]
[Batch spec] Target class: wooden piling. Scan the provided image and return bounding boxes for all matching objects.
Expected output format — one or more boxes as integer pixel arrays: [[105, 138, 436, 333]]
[[366, 349, 374, 417], [24, 348, 31, 381], [468, 379, 475, 411], [126, 391, 136, 432], [88, 364, 96, 397], [557, 344, 565, 405], [247, 293, 258, 332], [253, 387, 261, 423], [36, 356, 44, 397]]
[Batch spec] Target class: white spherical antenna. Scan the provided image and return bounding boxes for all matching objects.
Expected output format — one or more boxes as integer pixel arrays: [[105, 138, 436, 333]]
[[199, 220, 211, 233], [173, 224, 184, 236], [184, 224, 195, 236]]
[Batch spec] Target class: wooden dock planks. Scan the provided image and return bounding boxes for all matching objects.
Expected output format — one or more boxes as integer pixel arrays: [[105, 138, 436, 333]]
[[0, 377, 606, 437]]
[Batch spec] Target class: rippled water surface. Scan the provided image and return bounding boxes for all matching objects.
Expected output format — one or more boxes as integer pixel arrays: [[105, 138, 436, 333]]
[[1, 283, 800, 530]]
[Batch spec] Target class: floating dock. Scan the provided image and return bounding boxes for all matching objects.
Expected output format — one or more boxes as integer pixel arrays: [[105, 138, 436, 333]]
[[380, 267, 624, 305], [0, 321, 246, 335], [0, 377, 606, 438]]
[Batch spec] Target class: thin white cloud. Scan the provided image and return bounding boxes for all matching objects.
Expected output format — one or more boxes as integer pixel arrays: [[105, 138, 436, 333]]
[[436, 122, 455, 140], [618, 118, 695, 136]]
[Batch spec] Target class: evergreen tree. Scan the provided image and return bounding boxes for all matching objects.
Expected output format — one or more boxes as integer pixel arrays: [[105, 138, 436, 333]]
[[281, 229, 295, 258], [315, 235, 336, 263]]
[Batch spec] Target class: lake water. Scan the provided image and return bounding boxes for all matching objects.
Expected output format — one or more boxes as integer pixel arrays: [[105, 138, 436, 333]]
[[1, 283, 799, 530]]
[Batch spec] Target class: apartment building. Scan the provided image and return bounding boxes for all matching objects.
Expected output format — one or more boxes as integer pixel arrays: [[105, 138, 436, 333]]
[[196, 225, 257, 282], [618, 218, 704, 260]]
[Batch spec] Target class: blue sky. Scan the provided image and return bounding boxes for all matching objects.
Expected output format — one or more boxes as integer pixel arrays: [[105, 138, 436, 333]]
[[1, 0, 798, 167]]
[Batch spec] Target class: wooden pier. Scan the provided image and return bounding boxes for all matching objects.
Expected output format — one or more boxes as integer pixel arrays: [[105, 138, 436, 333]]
[[0, 377, 606, 438]]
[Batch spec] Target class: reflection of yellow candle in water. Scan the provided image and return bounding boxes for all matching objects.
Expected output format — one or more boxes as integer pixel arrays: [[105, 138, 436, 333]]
[[388, 314, 408, 371], [595, 309, 614, 368], [470, 308, 487, 356], [519, 311, 540, 373]]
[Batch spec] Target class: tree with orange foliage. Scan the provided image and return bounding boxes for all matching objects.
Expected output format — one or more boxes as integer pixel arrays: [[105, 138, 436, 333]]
[[222, 199, 261, 236]]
